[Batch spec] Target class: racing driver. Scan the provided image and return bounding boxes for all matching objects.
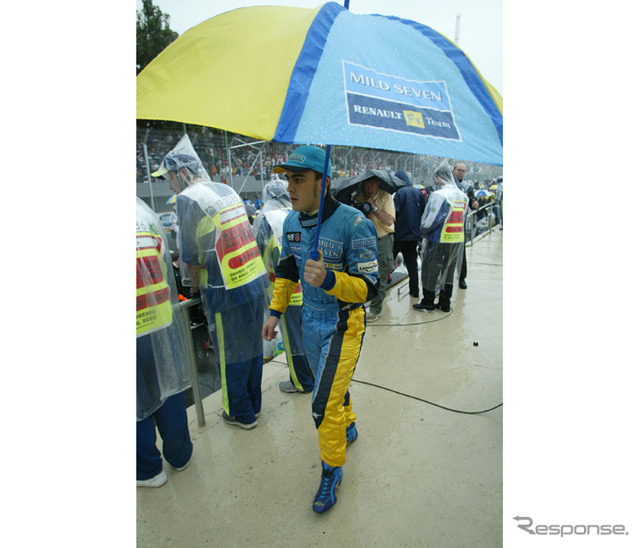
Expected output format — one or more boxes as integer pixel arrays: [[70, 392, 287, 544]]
[[262, 145, 379, 513]]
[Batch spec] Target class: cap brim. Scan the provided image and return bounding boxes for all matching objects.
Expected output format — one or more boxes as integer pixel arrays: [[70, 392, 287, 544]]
[[151, 166, 170, 177], [273, 165, 311, 174]]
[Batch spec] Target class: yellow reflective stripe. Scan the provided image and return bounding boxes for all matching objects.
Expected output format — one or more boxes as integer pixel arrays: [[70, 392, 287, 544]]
[[195, 216, 218, 265], [198, 205, 266, 289], [136, 249, 170, 297], [218, 240, 265, 288], [136, 233, 172, 336], [439, 205, 465, 243], [279, 319, 299, 387], [136, 300, 172, 336], [215, 313, 229, 414]]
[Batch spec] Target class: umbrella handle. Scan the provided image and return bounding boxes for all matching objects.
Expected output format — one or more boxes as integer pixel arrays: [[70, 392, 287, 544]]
[[311, 0, 347, 261], [310, 145, 332, 261]]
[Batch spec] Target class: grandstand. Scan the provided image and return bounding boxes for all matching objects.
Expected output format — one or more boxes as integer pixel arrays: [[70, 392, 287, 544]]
[[136, 123, 502, 212]]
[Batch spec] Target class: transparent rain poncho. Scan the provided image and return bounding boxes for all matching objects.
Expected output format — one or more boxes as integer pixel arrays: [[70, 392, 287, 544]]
[[152, 134, 211, 184], [136, 197, 192, 421], [252, 180, 306, 359], [252, 180, 291, 276], [419, 160, 469, 291], [177, 181, 270, 364], [153, 134, 212, 288]]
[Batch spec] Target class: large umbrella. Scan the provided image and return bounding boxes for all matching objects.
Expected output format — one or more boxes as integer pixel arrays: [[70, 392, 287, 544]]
[[137, 1, 503, 255], [333, 169, 407, 205], [137, 2, 502, 164]]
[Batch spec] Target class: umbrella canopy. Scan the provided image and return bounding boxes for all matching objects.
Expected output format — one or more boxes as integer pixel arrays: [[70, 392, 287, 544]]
[[166, 194, 177, 205], [333, 169, 407, 204], [475, 189, 491, 198], [137, 2, 503, 166]]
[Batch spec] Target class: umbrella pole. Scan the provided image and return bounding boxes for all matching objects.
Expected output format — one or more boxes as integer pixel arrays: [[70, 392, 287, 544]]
[[225, 131, 233, 190], [310, 145, 332, 261], [143, 141, 156, 212]]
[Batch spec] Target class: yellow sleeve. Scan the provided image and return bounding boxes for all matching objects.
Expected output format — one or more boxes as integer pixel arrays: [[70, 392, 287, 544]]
[[325, 271, 371, 303], [269, 278, 298, 314]]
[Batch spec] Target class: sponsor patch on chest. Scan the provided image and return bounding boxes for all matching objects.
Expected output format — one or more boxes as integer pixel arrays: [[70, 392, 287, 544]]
[[318, 237, 343, 260]]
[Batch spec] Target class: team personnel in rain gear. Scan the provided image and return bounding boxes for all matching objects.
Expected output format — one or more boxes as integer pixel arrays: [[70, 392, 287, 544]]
[[452, 162, 479, 290], [153, 135, 270, 430], [261, 146, 379, 514], [413, 161, 469, 313], [136, 197, 193, 487], [252, 180, 314, 394]]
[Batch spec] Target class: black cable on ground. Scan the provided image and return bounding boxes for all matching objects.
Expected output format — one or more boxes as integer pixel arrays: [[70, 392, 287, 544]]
[[265, 276, 502, 415], [350, 378, 502, 415], [367, 308, 454, 327], [267, 358, 502, 415]]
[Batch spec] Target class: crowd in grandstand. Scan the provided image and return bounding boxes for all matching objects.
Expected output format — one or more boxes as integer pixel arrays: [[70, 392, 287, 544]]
[[136, 125, 503, 191]]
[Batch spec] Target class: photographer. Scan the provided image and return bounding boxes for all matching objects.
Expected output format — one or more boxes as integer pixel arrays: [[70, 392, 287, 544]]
[[355, 176, 395, 322]]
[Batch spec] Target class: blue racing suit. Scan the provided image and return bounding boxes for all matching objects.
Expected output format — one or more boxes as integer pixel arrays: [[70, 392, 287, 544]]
[[269, 195, 379, 468]]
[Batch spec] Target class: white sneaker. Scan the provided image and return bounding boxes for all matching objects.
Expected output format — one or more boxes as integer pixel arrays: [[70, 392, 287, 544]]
[[367, 312, 380, 323], [174, 458, 191, 472], [137, 468, 168, 488]]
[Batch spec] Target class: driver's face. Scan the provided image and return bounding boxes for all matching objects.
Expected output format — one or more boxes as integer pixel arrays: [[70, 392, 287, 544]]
[[285, 170, 324, 213]]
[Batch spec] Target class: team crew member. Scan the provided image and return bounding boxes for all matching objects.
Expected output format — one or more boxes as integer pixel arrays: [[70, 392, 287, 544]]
[[262, 146, 379, 514], [153, 135, 270, 430], [414, 161, 469, 312], [252, 180, 314, 394], [452, 162, 479, 289], [136, 197, 193, 487]]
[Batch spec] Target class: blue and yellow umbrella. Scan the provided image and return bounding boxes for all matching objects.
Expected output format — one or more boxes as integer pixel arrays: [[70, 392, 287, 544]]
[[137, 2, 502, 166], [137, 1, 502, 257]]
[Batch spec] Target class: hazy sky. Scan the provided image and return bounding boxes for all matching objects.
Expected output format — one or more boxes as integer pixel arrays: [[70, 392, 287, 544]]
[[136, 0, 502, 95]]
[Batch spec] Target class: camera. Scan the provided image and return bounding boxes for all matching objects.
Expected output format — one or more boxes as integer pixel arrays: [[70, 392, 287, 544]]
[[352, 200, 372, 215], [348, 190, 372, 214]]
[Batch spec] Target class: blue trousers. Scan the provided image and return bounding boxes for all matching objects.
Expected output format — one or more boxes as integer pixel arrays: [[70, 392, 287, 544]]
[[211, 308, 263, 423], [137, 391, 193, 480], [220, 352, 264, 423]]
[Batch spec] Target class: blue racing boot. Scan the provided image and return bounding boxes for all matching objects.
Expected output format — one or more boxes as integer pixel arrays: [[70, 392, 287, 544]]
[[346, 421, 358, 446], [313, 461, 343, 513]]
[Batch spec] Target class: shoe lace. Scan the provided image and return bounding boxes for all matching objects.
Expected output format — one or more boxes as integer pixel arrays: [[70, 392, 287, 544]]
[[318, 468, 333, 499]]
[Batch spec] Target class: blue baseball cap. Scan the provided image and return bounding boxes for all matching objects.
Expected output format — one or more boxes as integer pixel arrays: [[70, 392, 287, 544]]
[[273, 146, 332, 178]]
